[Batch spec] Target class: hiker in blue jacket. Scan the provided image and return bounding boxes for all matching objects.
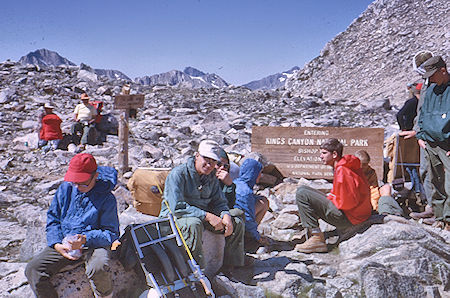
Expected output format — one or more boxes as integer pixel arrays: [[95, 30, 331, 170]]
[[234, 158, 270, 246], [25, 153, 119, 298]]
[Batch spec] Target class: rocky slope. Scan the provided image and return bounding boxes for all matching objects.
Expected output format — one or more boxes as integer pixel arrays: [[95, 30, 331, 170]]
[[285, 0, 450, 105], [0, 58, 448, 297]]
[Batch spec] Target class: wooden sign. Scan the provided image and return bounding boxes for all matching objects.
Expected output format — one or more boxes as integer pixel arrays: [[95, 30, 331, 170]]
[[251, 126, 384, 180], [114, 94, 144, 109]]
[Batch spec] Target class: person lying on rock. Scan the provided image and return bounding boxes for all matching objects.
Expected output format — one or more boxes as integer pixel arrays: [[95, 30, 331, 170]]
[[234, 158, 270, 246], [354, 150, 404, 216], [160, 140, 245, 274], [295, 138, 372, 253], [25, 153, 119, 298]]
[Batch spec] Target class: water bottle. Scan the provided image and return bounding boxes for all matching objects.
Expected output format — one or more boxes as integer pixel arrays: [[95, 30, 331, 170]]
[[62, 235, 83, 259]]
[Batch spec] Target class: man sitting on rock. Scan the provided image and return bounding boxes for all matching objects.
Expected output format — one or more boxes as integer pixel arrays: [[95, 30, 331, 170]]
[[71, 93, 97, 151], [295, 138, 372, 253], [25, 153, 119, 298], [160, 140, 245, 273]]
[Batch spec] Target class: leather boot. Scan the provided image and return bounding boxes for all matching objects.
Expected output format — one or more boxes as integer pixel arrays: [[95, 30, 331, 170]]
[[410, 205, 434, 220], [294, 231, 327, 253]]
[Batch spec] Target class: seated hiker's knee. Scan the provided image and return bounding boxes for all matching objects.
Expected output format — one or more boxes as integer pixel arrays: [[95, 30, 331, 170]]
[[296, 185, 313, 203], [379, 184, 391, 197], [85, 248, 110, 278]]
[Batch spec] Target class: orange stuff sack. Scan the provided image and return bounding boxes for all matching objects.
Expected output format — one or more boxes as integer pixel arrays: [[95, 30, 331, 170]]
[[127, 168, 171, 216], [370, 186, 381, 211]]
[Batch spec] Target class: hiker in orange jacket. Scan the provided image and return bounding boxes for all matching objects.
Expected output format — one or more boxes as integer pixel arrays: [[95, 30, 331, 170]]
[[295, 138, 372, 253]]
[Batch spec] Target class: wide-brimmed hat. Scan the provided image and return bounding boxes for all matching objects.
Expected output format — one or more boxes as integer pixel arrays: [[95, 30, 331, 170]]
[[422, 56, 446, 79], [198, 140, 220, 162], [64, 153, 98, 183], [44, 103, 55, 109]]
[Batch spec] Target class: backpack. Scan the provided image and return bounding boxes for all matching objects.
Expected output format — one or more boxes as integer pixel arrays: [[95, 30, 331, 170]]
[[127, 168, 171, 216]]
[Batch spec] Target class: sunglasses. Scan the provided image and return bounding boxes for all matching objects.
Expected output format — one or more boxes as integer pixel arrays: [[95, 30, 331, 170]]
[[72, 173, 96, 188], [200, 155, 218, 165], [217, 161, 230, 170]]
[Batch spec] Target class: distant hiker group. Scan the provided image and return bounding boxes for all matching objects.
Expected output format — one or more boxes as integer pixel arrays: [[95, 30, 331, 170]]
[[25, 52, 449, 297], [37, 92, 107, 153]]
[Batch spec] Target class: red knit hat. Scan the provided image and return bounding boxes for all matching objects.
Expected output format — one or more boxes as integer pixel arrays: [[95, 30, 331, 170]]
[[64, 153, 97, 183]]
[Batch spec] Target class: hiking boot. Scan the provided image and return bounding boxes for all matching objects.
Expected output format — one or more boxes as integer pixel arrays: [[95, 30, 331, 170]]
[[422, 217, 436, 225], [294, 232, 327, 253], [432, 221, 445, 229], [409, 205, 434, 220]]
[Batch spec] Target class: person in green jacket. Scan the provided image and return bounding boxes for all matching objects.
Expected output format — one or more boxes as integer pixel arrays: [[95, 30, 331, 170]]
[[416, 55, 450, 231], [160, 140, 245, 270]]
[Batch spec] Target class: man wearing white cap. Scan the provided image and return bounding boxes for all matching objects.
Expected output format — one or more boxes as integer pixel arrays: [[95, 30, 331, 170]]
[[160, 140, 245, 273]]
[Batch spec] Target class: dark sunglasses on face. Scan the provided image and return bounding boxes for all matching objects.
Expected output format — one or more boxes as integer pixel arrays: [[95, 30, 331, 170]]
[[201, 155, 217, 165], [217, 161, 230, 170]]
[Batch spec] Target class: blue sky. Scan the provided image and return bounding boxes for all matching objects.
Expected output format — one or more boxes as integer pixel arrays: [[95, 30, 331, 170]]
[[1, 0, 374, 85]]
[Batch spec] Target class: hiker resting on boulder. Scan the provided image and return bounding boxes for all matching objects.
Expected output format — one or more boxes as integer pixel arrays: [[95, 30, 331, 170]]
[[25, 153, 119, 298], [215, 148, 245, 218], [355, 150, 403, 216], [159, 140, 245, 275], [234, 158, 270, 247], [295, 138, 372, 253], [71, 93, 97, 152], [37, 102, 62, 152]]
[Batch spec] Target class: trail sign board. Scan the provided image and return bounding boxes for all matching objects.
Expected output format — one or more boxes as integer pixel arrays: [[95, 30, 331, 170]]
[[114, 94, 144, 110], [251, 126, 384, 179]]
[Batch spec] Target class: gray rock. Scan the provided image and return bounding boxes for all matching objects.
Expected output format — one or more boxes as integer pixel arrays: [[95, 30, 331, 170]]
[[360, 262, 426, 297], [271, 213, 299, 229], [0, 88, 15, 104], [320, 266, 338, 278]]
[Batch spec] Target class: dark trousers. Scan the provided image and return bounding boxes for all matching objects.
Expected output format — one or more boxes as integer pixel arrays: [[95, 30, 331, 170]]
[[71, 122, 96, 145], [25, 246, 112, 298], [296, 185, 353, 229]]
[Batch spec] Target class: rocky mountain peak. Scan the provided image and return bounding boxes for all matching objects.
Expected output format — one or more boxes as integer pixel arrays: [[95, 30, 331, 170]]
[[135, 67, 229, 89], [183, 66, 205, 77], [243, 66, 300, 90], [19, 48, 76, 67]]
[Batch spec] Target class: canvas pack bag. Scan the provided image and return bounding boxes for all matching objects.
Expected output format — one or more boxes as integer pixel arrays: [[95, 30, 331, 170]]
[[127, 168, 171, 216]]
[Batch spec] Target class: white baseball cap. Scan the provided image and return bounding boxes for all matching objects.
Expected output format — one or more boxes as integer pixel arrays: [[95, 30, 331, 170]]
[[198, 140, 220, 161]]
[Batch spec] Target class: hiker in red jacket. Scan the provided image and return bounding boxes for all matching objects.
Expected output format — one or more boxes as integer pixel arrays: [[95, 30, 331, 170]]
[[38, 103, 62, 151], [295, 138, 372, 253]]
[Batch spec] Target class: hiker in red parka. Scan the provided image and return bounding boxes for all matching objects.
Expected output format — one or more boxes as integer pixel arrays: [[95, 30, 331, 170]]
[[294, 138, 372, 253], [38, 103, 62, 151]]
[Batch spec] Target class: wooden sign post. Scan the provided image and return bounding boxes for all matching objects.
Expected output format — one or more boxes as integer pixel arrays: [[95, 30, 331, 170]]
[[251, 126, 385, 179], [114, 94, 144, 176]]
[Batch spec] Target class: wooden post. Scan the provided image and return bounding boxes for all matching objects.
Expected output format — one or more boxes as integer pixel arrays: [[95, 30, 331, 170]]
[[114, 93, 144, 178], [118, 109, 129, 177]]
